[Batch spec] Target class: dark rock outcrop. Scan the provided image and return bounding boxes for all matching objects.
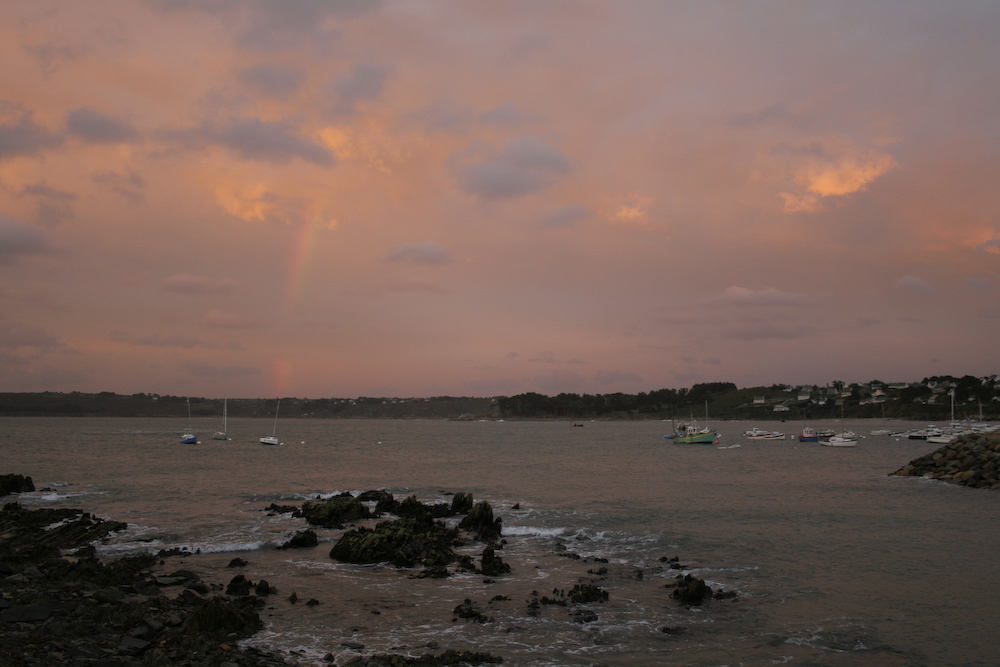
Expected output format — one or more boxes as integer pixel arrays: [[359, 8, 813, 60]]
[[459, 501, 502, 542], [0, 502, 126, 564], [479, 545, 510, 577], [0, 474, 34, 496], [670, 574, 712, 605], [278, 528, 319, 549], [300, 493, 372, 527], [891, 433, 1000, 489], [0, 502, 283, 667], [329, 515, 459, 568]]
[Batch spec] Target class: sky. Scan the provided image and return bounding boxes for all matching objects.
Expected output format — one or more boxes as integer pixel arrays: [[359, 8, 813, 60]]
[[1, 1, 999, 399]]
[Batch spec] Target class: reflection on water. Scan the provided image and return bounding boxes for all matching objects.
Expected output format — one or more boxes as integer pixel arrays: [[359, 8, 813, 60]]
[[3, 417, 999, 665]]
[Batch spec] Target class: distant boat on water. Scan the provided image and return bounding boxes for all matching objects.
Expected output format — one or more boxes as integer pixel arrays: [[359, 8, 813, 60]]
[[180, 398, 197, 444], [212, 396, 228, 441], [261, 399, 281, 445], [799, 427, 820, 442]]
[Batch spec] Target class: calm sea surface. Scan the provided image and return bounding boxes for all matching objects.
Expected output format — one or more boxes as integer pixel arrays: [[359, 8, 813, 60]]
[[2, 417, 998, 666]]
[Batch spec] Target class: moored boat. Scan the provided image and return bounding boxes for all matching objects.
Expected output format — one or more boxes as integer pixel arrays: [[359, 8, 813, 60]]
[[822, 435, 857, 447], [180, 398, 197, 444], [798, 427, 820, 442], [261, 398, 281, 446], [667, 422, 718, 444], [744, 427, 786, 440]]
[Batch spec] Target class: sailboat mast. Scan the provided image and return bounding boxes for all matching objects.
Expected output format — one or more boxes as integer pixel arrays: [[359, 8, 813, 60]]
[[271, 399, 280, 437]]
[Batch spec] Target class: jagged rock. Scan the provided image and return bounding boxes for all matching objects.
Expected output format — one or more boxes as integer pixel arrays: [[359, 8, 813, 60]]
[[255, 579, 274, 596], [226, 574, 253, 596], [453, 598, 491, 623], [278, 528, 319, 549], [450, 491, 474, 514], [227, 557, 248, 568], [671, 574, 712, 605], [480, 546, 510, 577], [357, 489, 394, 504], [459, 501, 502, 542], [0, 474, 34, 496], [300, 494, 371, 528], [567, 584, 608, 604], [329, 516, 458, 568]]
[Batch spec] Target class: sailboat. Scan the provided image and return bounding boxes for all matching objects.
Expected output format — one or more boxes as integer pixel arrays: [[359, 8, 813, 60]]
[[180, 398, 197, 444], [260, 399, 280, 445], [212, 396, 228, 440], [822, 400, 857, 447]]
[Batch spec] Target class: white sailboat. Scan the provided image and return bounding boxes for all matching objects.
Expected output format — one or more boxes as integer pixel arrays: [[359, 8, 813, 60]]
[[822, 400, 857, 447], [212, 396, 228, 440], [180, 398, 197, 444], [260, 399, 280, 445]]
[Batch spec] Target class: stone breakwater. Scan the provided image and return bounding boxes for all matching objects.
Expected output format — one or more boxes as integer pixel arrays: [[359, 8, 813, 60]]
[[891, 432, 1000, 489]]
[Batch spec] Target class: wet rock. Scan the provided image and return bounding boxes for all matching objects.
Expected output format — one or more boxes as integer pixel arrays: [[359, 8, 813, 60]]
[[340, 649, 503, 666], [227, 557, 248, 568], [226, 574, 254, 596], [453, 598, 491, 623], [278, 528, 319, 549], [479, 545, 510, 577], [186, 598, 262, 636], [450, 491, 474, 514], [459, 501, 503, 542], [567, 584, 608, 604], [255, 579, 274, 596], [0, 474, 34, 496], [671, 574, 712, 605], [300, 494, 372, 528], [329, 515, 458, 569]]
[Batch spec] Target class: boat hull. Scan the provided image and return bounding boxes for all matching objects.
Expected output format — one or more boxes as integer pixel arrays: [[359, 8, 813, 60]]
[[673, 431, 718, 444], [260, 436, 279, 445], [212, 432, 228, 440], [179, 435, 197, 444]]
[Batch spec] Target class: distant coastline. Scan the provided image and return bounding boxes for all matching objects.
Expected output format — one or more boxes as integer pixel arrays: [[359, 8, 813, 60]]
[[1, 375, 996, 421]]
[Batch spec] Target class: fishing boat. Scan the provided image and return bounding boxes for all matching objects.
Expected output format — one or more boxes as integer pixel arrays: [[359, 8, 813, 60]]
[[667, 422, 719, 444], [180, 398, 197, 444], [798, 427, 820, 442], [260, 399, 281, 445], [212, 396, 228, 440]]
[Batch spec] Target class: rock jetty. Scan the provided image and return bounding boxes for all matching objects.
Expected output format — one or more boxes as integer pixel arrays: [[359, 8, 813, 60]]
[[891, 432, 1000, 489]]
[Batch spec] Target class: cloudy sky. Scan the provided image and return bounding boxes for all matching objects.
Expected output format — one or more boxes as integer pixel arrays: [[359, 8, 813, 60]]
[[1, 1, 998, 398]]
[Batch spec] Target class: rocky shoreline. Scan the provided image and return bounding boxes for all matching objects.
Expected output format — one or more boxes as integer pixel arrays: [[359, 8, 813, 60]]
[[2, 479, 731, 666], [890, 432, 1000, 489]]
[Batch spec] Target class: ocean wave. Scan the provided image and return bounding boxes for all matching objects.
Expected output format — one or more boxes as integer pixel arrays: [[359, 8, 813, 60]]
[[502, 525, 568, 538]]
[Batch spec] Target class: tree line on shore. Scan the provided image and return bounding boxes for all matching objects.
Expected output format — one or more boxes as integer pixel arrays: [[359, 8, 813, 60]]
[[0, 375, 995, 421]]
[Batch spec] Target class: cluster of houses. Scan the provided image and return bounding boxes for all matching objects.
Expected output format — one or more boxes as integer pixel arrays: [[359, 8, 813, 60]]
[[753, 376, 1000, 413]]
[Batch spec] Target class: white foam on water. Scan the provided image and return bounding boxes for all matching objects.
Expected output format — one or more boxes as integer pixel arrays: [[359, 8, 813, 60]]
[[502, 525, 567, 538]]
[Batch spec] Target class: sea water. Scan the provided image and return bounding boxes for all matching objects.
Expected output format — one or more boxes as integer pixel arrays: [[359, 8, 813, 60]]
[[3, 416, 999, 666]]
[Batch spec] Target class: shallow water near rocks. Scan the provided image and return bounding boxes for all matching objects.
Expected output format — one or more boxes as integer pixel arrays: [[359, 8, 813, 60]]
[[4, 416, 999, 666]]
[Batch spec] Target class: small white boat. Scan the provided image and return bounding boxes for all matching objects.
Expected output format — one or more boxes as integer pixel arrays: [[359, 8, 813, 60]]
[[822, 435, 857, 447], [261, 398, 281, 445], [212, 396, 228, 440], [744, 427, 785, 440], [869, 428, 891, 436]]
